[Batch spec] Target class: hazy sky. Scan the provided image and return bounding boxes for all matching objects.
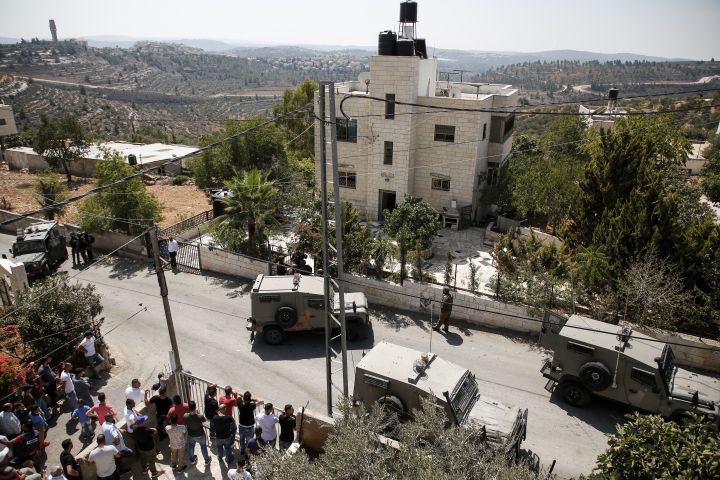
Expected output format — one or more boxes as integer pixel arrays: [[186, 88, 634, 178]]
[[2, 0, 719, 59]]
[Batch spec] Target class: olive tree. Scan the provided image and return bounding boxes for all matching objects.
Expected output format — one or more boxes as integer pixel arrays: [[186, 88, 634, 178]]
[[34, 114, 90, 184], [9, 273, 103, 361]]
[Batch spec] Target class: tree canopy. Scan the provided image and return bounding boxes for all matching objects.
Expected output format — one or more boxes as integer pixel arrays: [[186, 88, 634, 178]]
[[80, 148, 161, 235], [34, 114, 90, 184]]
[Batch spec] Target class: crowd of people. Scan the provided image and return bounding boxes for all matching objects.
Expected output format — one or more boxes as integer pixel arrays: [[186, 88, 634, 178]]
[[0, 364, 296, 480]]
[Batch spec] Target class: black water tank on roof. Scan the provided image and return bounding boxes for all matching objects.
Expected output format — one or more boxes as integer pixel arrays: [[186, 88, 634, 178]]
[[608, 88, 619, 100], [414, 38, 427, 59], [211, 188, 234, 217], [127, 154, 137, 166], [400, 1, 418, 22], [378, 31, 397, 55], [397, 38, 415, 56]]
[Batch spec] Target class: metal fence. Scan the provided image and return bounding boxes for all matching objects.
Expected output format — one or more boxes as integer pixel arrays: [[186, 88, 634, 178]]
[[174, 369, 284, 442], [159, 210, 214, 239]]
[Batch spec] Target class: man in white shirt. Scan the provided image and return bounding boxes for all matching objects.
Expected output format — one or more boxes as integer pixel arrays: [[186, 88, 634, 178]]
[[124, 379, 146, 406], [77, 332, 103, 378], [0, 404, 21, 437], [227, 458, 253, 480], [59, 363, 77, 411], [87, 434, 121, 480], [167, 237, 179, 270], [255, 403, 278, 448]]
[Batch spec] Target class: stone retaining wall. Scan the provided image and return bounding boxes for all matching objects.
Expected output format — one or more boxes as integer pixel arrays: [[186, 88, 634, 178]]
[[340, 273, 541, 334], [198, 245, 270, 279]]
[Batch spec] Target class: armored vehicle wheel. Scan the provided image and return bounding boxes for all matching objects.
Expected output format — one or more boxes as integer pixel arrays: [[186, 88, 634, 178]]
[[42, 263, 50, 277], [275, 306, 298, 328], [561, 380, 591, 407], [579, 362, 612, 392], [263, 325, 285, 346], [346, 318, 362, 341]]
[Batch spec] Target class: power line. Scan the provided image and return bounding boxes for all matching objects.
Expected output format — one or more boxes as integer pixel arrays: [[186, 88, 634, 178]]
[[338, 94, 719, 119], [0, 103, 314, 227], [0, 227, 152, 323]]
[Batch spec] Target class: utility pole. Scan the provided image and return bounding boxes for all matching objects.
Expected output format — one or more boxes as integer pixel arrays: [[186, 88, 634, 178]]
[[148, 226, 182, 371], [319, 81, 349, 416]]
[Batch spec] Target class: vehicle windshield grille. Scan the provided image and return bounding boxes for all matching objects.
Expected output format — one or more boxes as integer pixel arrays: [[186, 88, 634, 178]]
[[13, 240, 45, 255], [451, 371, 478, 423]]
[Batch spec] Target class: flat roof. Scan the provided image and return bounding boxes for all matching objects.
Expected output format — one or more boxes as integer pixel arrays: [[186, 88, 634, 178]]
[[6, 141, 199, 165], [562, 315, 663, 365], [356, 341, 466, 398], [252, 274, 324, 295]]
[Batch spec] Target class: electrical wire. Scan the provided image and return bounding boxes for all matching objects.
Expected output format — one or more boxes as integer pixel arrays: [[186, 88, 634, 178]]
[[0, 103, 314, 227], [337, 94, 719, 119], [0, 227, 152, 323]]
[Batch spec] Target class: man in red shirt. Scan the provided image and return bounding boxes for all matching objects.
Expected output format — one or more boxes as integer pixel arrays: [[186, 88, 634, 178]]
[[166, 396, 189, 425], [87, 392, 116, 423], [219, 386, 237, 414]]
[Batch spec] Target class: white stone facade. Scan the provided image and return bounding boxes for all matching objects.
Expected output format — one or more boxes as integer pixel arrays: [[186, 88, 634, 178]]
[[316, 54, 517, 222]]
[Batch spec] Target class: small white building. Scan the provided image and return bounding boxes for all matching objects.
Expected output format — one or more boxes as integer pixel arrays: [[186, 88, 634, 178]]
[[0, 104, 18, 137], [686, 141, 711, 176], [316, 2, 517, 224], [4, 141, 199, 177], [0, 257, 28, 309]]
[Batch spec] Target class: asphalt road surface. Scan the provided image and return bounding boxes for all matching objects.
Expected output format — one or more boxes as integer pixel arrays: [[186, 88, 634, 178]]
[[1, 233, 629, 478]]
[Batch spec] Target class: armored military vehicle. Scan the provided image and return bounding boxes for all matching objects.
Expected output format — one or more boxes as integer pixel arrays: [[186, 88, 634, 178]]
[[10, 221, 67, 279], [353, 341, 528, 458], [540, 312, 720, 422], [246, 274, 369, 345]]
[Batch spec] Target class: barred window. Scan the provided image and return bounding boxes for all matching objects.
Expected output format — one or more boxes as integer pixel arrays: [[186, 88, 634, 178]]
[[385, 94, 396, 119], [431, 178, 450, 191], [339, 171, 357, 189], [434, 124, 455, 142]]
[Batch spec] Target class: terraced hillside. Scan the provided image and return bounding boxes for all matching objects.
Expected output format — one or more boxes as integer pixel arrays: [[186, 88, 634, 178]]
[[0, 39, 366, 140]]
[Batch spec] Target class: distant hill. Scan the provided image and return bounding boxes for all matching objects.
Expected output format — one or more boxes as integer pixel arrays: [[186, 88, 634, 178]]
[[0, 37, 21, 44]]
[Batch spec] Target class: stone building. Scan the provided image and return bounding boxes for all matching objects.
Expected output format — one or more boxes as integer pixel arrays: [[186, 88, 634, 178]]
[[315, 2, 517, 225]]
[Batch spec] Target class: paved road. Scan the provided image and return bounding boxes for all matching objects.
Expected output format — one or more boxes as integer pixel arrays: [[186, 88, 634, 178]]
[[1, 233, 629, 478]]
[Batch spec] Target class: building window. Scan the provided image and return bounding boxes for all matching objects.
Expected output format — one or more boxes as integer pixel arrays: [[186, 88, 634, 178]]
[[339, 171, 357, 189], [337, 118, 357, 142], [385, 94, 395, 119], [482, 123, 487, 140], [431, 177, 450, 191], [0, 119, 6, 126], [383, 141, 393, 165], [434, 125, 455, 142], [486, 161, 499, 186]]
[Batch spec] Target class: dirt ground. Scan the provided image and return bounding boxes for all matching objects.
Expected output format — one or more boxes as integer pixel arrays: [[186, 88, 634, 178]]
[[0, 168, 210, 229]]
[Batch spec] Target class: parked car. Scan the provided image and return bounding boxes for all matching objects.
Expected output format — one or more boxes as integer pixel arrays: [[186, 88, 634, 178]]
[[10, 221, 67, 279], [540, 312, 720, 423]]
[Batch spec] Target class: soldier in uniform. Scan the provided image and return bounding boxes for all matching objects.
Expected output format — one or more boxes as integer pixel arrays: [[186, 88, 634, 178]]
[[433, 287, 453, 333], [69, 232, 80, 266]]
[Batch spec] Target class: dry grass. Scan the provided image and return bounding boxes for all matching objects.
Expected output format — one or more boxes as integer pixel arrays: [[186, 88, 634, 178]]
[[0, 168, 209, 229]]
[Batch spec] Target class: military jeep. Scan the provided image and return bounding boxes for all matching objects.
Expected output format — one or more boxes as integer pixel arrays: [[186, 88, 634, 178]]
[[353, 341, 529, 459], [10, 221, 68, 279], [540, 312, 720, 422], [246, 274, 369, 345]]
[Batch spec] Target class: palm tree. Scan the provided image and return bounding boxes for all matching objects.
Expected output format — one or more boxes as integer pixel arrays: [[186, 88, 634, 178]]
[[218, 169, 279, 244]]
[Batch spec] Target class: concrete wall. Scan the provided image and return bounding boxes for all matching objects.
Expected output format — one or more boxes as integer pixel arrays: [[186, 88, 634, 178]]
[[635, 326, 720, 372], [199, 245, 271, 279], [340, 273, 541, 334]]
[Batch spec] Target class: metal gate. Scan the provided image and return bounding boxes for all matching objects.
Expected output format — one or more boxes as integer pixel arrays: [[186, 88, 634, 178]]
[[174, 370, 284, 441], [174, 241, 201, 274]]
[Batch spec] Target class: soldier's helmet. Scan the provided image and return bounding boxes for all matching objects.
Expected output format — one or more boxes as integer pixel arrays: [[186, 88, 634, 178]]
[[443, 287, 450, 294]]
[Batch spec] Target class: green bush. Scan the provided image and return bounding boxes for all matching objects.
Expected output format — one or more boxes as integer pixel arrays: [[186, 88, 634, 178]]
[[172, 175, 189, 186], [591, 412, 719, 479]]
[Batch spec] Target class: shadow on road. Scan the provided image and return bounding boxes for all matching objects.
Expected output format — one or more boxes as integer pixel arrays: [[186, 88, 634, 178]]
[[107, 256, 153, 280], [549, 386, 628, 435], [251, 325, 375, 361]]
